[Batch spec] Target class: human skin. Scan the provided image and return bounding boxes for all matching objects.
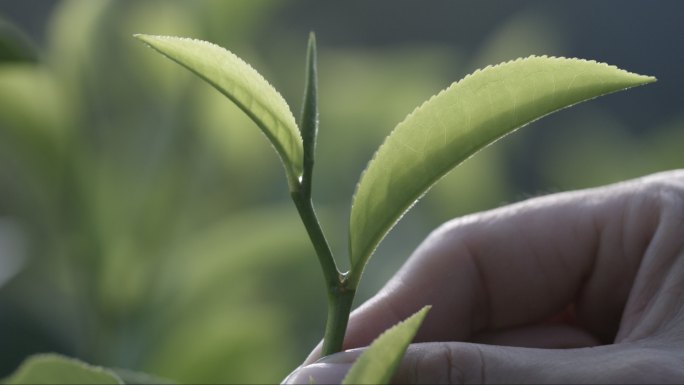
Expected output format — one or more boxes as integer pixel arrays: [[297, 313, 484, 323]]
[[284, 170, 684, 384]]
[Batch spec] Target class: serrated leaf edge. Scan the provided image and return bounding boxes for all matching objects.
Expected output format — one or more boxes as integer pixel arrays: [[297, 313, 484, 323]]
[[351, 54, 654, 207], [341, 305, 431, 385], [348, 55, 655, 279], [135, 35, 300, 136], [135, 34, 304, 186]]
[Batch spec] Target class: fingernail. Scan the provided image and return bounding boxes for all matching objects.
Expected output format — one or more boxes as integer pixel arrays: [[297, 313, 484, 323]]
[[282, 350, 363, 384], [314, 348, 364, 364], [281, 362, 351, 384]]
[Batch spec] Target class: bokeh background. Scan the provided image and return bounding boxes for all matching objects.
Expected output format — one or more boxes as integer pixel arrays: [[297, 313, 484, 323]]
[[0, 1, 682, 383]]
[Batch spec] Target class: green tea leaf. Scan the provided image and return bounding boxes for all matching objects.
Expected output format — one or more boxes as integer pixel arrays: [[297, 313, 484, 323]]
[[135, 34, 303, 190], [342, 306, 430, 385], [3, 354, 122, 384], [299, 32, 319, 195], [348, 56, 655, 287]]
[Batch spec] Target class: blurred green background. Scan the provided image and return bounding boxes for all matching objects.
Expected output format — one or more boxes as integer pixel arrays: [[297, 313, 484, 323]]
[[0, 1, 682, 383]]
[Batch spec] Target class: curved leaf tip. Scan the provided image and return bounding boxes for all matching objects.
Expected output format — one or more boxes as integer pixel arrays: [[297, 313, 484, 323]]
[[134, 34, 303, 190], [348, 55, 655, 287], [342, 306, 430, 385]]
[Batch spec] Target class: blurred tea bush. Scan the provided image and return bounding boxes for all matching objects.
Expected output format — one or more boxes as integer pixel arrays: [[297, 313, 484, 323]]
[[0, 1, 682, 383]]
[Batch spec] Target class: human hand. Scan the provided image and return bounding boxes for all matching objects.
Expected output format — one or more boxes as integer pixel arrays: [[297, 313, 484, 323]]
[[284, 170, 684, 384]]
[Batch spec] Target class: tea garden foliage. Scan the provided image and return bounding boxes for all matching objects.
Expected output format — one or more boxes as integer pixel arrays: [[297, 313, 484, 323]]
[[0, 1, 681, 383]]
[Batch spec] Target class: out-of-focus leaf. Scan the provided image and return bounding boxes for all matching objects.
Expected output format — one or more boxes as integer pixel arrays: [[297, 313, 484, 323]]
[[469, 10, 566, 70], [316, 46, 458, 203], [0, 65, 68, 137], [144, 306, 293, 384], [0, 18, 37, 63], [155, 205, 311, 309], [0, 65, 69, 206], [135, 34, 303, 190], [0, 219, 27, 289], [141, 205, 316, 384], [122, 2, 199, 100], [111, 368, 175, 385], [47, 0, 109, 84], [2, 354, 121, 384], [348, 56, 655, 287], [342, 306, 430, 385]]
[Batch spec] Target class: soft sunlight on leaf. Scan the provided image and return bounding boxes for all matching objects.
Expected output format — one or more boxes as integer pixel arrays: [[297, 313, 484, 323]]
[[135, 34, 303, 190], [348, 56, 655, 287]]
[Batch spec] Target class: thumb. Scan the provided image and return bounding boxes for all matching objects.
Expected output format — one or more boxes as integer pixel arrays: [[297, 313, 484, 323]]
[[283, 341, 679, 384], [281, 349, 362, 385], [394, 342, 674, 384]]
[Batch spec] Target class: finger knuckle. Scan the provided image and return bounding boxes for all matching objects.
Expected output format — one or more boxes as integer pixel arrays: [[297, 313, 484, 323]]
[[409, 344, 464, 384]]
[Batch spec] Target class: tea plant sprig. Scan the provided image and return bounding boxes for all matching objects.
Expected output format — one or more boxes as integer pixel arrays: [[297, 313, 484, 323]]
[[134, 32, 654, 381]]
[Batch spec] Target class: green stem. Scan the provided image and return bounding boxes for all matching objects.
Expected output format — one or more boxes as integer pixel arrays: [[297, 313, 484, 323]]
[[322, 285, 355, 356], [291, 192, 340, 290], [291, 191, 354, 355], [291, 32, 354, 356]]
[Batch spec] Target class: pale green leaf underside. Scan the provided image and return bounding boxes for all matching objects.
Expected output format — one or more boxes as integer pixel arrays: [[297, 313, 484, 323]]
[[342, 306, 430, 385], [349, 56, 655, 286], [3, 354, 122, 384], [135, 34, 303, 189]]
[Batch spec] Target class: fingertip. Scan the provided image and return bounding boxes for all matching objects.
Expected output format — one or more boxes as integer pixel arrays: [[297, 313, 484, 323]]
[[302, 340, 322, 366], [281, 362, 351, 385], [284, 350, 362, 385]]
